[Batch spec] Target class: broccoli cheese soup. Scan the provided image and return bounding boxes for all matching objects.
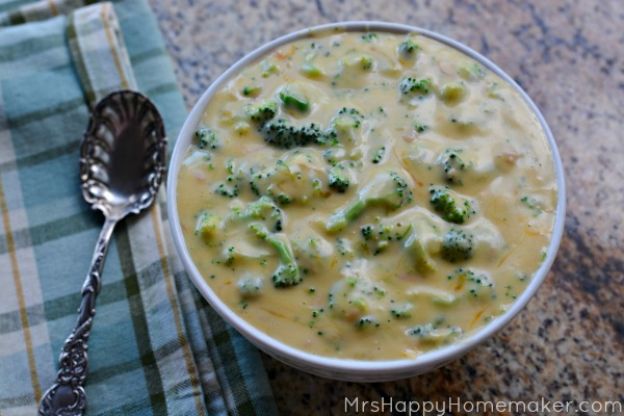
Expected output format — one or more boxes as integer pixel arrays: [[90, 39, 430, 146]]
[[176, 30, 557, 360]]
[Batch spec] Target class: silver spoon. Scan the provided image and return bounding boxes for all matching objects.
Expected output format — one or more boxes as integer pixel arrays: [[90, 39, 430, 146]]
[[38, 90, 167, 416]]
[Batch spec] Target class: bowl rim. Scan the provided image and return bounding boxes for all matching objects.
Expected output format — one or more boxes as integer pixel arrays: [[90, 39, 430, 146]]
[[166, 21, 566, 377]]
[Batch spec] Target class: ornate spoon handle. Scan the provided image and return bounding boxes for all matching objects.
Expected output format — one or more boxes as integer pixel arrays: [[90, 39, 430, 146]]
[[39, 218, 117, 416]]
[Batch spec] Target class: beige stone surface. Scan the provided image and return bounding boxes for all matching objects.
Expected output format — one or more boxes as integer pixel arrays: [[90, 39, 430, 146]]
[[148, 0, 624, 413]]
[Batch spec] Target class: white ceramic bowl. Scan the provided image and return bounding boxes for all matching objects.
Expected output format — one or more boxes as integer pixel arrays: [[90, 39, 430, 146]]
[[166, 21, 566, 382]]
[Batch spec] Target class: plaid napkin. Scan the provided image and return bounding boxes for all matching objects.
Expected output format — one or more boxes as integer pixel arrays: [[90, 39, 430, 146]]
[[0, 0, 277, 415]]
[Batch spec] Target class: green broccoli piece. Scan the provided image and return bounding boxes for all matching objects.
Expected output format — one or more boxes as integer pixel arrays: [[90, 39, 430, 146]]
[[248, 151, 328, 204], [371, 146, 386, 164], [403, 232, 436, 274], [327, 107, 364, 143], [336, 238, 355, 257], [215, 182, 239, 198], [361, 32, 378, 42], [279, 86, 310, 113], [447, 268, 495, 299], [457, 62, 486, 81], [215, 160, 245, 198], [360, 224, 374, 240], [259, 118, 326, 149], [195, 127, 219, 150], [247, 100, 277, 124], [399, 77, 432, 96], [326, 172, 412, 233], [328, 163, 351, 193], [237, 275, 263, 298], [356, 315, 380, 329], [406, 323, 462, 344], [359, 221, 412, 255], [194, 211, 221, 243], [414, 122, 429, 133], [359, 55, 373, 70], [441, 228, 474, 262], [300, 62, 324, 79], [249, 223, 301, 287], [520, 195, 543, 216], [438, 148, 467, 185], [235, 196, 284, 232], [260, 60, 279, 78], [241, 85, 262, 97], [397, 39, 419, 60], [390, 302, 413, 319], [429, 185, 474, 224]]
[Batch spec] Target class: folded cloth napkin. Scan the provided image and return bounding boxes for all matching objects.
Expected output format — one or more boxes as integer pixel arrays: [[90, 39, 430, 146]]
[[0, 0, 277, 414]]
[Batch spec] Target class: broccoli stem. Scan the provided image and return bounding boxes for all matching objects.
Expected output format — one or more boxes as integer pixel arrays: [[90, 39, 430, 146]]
[[326, 200, 366, 233], [250, 224, 301, 287], [279, 86, 310, 113], [326, 172, 412, 233]]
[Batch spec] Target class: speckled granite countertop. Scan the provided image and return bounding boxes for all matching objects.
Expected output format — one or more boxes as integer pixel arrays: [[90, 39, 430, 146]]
[[147, 0, 624, 413]]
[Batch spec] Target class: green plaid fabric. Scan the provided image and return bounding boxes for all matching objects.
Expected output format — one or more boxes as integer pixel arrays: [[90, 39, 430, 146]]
[[0, 0, 277, 414]]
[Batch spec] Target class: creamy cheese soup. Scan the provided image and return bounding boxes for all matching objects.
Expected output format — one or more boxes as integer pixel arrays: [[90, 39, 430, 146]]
[[176, 30, 557, 360]]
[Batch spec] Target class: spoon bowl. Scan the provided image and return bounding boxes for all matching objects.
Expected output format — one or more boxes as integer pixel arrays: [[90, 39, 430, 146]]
[[80, 91, 167, 220]]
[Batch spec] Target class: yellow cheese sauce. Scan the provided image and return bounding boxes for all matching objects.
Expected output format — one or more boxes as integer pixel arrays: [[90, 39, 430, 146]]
[[176, 30, 557, 360]]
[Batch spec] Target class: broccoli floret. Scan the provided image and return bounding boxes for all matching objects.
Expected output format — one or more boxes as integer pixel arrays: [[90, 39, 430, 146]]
[[237, 275, 263, 298], [326, 107, 364, 145], [356, 315, 380, 329], [214, 161, 242, 198], [194, 211, 221, 243], [215, 182, 239, 198], [358, 55, 373, 70], [390, 302, 413, 319], [249, 223, 301, 287], [397, 39, 419, 60], [360, 225, 374, 240], [247, 100, 277, 124], [328, 163, 350, 193], [405, 323, 462, 344], [195, 127, 219, 150], [414, 122, 429, 133], [291, 230, 334, 273], [520, 195, 543, 216], [248, 150, 328, 204], [371, 146, 386, 164], [438, 148, 467, 185], [399, 77, 432, 96], [322, 148, 344, 166], [336, 237, 355, 257], [279, 86, 310, 113], [429, 185, 474, 224], [328, 260, 386, 324], [259, 118, 326, 149], [335, 107, 363, 127], [361, 32, 378, 42], [359, 221, 412, 255], [326, 172, 412, 233], [235, 196, 284, 231], [447, 268, 495, 299], [441, 228, 474, 262], [241, 85, 262, 97]]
